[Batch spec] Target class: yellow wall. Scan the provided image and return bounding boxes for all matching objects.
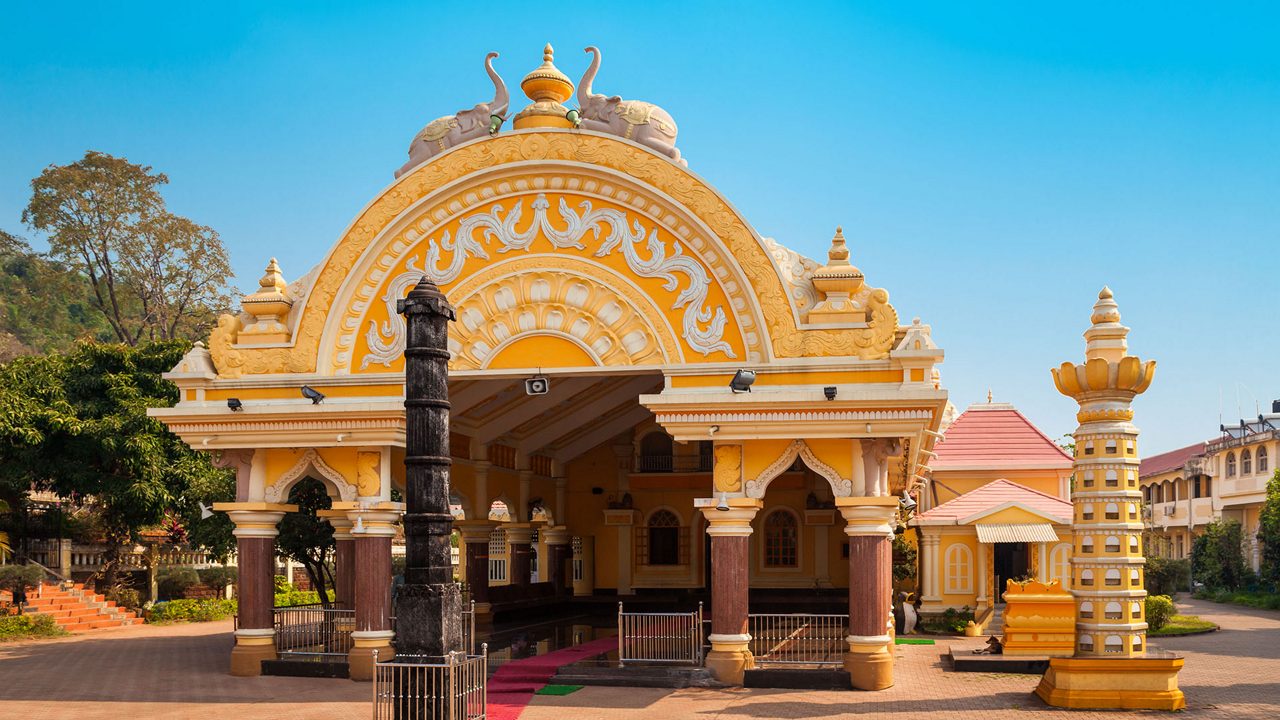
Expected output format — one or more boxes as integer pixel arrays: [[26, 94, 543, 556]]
[[930, 468, 1068, 505]]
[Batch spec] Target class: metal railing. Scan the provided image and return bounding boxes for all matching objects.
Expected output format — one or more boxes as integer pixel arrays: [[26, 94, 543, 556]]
[[748, 613, 848, 666], [617, 601, 703, 667], [274, 606, 356, 657], [372, 646, 488, 720], [456, 600, 477, 655]]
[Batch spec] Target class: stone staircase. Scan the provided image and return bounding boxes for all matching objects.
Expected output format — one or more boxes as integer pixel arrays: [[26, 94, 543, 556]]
[[21, 583, 141, 632], [986, 605, 1005, 636]]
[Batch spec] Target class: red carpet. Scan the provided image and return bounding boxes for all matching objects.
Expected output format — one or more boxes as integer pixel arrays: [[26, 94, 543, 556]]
[[487, 636, 617, 720]]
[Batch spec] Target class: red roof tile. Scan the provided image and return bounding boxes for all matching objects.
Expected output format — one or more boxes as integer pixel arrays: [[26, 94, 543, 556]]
[[932, 404, 1073, 470], [914, 478, 1073, 525], [1139, 442, 1206, 479]]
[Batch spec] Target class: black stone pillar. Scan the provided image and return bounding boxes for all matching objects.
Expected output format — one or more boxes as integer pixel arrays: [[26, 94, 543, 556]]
[[395, 278, 462, 660]]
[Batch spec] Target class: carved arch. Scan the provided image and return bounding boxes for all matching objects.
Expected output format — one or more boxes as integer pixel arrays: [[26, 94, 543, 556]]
[[743, 439, 853, 499], [264, 449, 358, 504]]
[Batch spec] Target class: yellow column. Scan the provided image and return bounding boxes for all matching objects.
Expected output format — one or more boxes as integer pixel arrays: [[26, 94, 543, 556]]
[[1036, 288, 1184, 711]]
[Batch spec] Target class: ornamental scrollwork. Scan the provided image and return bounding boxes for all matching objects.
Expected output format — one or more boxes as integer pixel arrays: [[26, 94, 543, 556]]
[[360, 192, 734, 369]]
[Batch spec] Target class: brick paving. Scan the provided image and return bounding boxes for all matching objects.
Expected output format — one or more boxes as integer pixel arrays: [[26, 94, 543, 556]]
[[0, 597, 1276, 720]]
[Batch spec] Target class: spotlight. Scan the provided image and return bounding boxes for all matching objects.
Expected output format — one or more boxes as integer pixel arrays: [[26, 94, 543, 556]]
[[716, 492, 731, 512], [824, 386, 837, 401], [227, 398, 243, 412], [900, 490, 917, 512], [199, 502, 214, 520], [301, 386, 325, 404], [525, 376, 550, 395], [729, 369, 756, 393]]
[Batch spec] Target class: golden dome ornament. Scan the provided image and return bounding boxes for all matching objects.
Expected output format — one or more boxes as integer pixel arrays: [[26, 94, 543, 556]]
[[513, 44, 577, 130]]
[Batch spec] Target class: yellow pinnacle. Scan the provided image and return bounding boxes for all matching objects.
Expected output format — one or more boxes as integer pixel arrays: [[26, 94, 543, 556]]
[[827, 227, 850, 265]]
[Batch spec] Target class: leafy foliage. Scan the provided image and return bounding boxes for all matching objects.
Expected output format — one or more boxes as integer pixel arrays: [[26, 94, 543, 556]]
[[892, 532, 917, 583], [0, 613, 66, 640], [0, 341, 232, 587], [276, 479, 336, 608], [921, 606, 973, 634], [1144, 555, 1191, 596], [1144, 594, 1175, 631], [148, 598, 238, 623], [22, 151, 234, 345], [1192, 520, 1252, 591], [0, 230, 111, 362], [1193, 588, 1280, 611], [0, 565, 43, 596], [1258, 469, 1280, 591]]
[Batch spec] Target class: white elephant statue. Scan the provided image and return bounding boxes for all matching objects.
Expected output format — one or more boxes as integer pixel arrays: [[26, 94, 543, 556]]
[[396, 52, 509, 178], [573, 46, 685, 166]]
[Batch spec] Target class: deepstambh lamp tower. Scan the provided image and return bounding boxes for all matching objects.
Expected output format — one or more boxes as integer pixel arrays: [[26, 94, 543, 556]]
[[1036, 287, 1185, 711]]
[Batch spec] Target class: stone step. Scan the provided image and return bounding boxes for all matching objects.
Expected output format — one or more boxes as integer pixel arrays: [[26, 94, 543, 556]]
[[743, 668, 850, 690]]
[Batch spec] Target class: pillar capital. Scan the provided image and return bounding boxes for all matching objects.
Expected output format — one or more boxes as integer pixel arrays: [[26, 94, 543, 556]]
[[542, 525, 571, 545], [836, 496, 898, 537], [699, 498, 762, 537], [454, 519, 496, 543], [503, 523, 535, 545], [332, 501, 404, 537], [317, 509, 354, 540], [215, 502, 297, 538]]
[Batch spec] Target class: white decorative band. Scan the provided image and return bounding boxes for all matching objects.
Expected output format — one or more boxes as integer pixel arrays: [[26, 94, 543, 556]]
[[844, 524, 894, 537], [351, 630, 397, 641], [706, 526, 753, 537], [231, 527, 280, 539], [234, 628, 275, 639], [658, 409, 933, 424], [846, 634, 891, 645], [708, 633, 752, 643]]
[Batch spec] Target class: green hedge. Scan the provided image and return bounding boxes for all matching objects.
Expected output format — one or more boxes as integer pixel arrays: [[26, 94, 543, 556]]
[[0, 613, 67, 640], [149, 599, 238, 623], [1194, 589, 1280, 611], [273, 589, 334, 607]]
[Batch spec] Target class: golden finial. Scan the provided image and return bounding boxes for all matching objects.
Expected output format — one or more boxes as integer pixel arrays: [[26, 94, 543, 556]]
[[258, 258, 287, 293], [987, 389, 993, 403], [514, 42, 575, 129], [1099, 286, 1113, 300], [543, 43, 554, 62], [827, 227, 850, 266]]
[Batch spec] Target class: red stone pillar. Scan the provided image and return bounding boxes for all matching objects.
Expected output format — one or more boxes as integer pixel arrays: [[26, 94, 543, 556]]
[[319, 511, 355, 609], [543, 526, 571, 596], [455, 521, 494, 621], [837, 497, 899, 691], [341, 503, 403, 681], [699, 499, 761, 686], [218, 503, 295, 677], [505, 524, 534, 587]]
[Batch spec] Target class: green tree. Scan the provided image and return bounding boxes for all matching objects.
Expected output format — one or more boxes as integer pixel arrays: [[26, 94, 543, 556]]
[[1258, 468, 1280, 591], [22, 151, 234, 344], [1191, 519, 1250, 591], [0, 341, 230, 589], [0, 230, 111, 361], [276, 478, 336, 608]]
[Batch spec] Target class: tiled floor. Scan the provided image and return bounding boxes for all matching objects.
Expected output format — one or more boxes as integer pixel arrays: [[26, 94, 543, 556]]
[[0, 597, 1276, 720]]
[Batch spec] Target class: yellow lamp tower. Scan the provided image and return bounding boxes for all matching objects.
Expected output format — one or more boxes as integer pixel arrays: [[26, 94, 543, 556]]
[[1036, 288, 1185, 711]]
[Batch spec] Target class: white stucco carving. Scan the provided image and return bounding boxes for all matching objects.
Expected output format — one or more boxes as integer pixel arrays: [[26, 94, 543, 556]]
[[265, 448, 358, 503]]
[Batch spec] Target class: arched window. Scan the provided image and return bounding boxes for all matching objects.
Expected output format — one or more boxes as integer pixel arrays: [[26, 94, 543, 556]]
[[1132, 636, 1143, 652], [1079, 601, 1094, 619], [1080, 536, 1094, 554], [1082, 504, 1094, 520], [1105, 536, 1121, 553], [1130, 536, 1140, 553], [1129, 503, 1139, 520], [1105, 502, 1120, 520], [763, 510, 799, 568], [1242, 449, 1253, 475], [1079, 636, 1094, 652], [1105, 569, 1121, 586], [1080, 569, 1094, 587], [1260, 446, 1270, 474], [644, 509, 683, 566], [1105, 601, 1123, 620], [1050, 543, 1071, 587], [1105, 439, 1118, 454], [945, 543, 973, 594], [1082, 470, 1094, 488], [638, 432, 675, 472], [1105, 469, 1118, 488], [1130, 568, 1141, 587], [1227, 452, 1237, 477], [1105, 635, 1123, 653], [1131, 601, 1143, 619]]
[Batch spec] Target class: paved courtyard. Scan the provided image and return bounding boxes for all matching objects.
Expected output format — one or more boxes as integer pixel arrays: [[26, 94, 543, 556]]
[[0, 598, 1276, 720]]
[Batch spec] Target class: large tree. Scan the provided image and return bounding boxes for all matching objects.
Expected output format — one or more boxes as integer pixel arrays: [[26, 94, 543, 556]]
[[0, 341, 231, 589], [277, 478, 336, 607], [22, 151, 234, 345], [1258, 468, 1280, 591]]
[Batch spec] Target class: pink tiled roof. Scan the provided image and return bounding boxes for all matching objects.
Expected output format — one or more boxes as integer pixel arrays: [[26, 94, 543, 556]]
[[1139, 441, 1206, 479], [932, 404, 1073, 470], [913, 478, 1072, 525]]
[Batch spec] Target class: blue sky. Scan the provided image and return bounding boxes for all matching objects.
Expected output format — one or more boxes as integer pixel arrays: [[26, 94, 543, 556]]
[[2, 2, 1277, 452]]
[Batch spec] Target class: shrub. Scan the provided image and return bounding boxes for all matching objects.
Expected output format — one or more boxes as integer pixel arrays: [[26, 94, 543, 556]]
[[148, 598, 238, 623], [197, 566, 237, 590], [108, 587, 142, 611], [0, 565, 44, 597], [921, 605, 974, 634], [1192, 520, 1250, 591], [0, 613, 67, 640], [273, 589, 335, 607], [156, 567, 200, 601], [1145, 557, 1191, 596], [1145, 595, 1175, 631], [274, 575, 292, 593]]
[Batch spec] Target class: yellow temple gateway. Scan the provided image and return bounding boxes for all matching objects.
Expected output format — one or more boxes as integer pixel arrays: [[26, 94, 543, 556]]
[[148, 44, 1183, 707]]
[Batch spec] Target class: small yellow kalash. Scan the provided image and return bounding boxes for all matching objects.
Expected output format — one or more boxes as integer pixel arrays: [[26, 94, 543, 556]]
[[1035, 288, 1185, 711], [512, 44, 576, 130]]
